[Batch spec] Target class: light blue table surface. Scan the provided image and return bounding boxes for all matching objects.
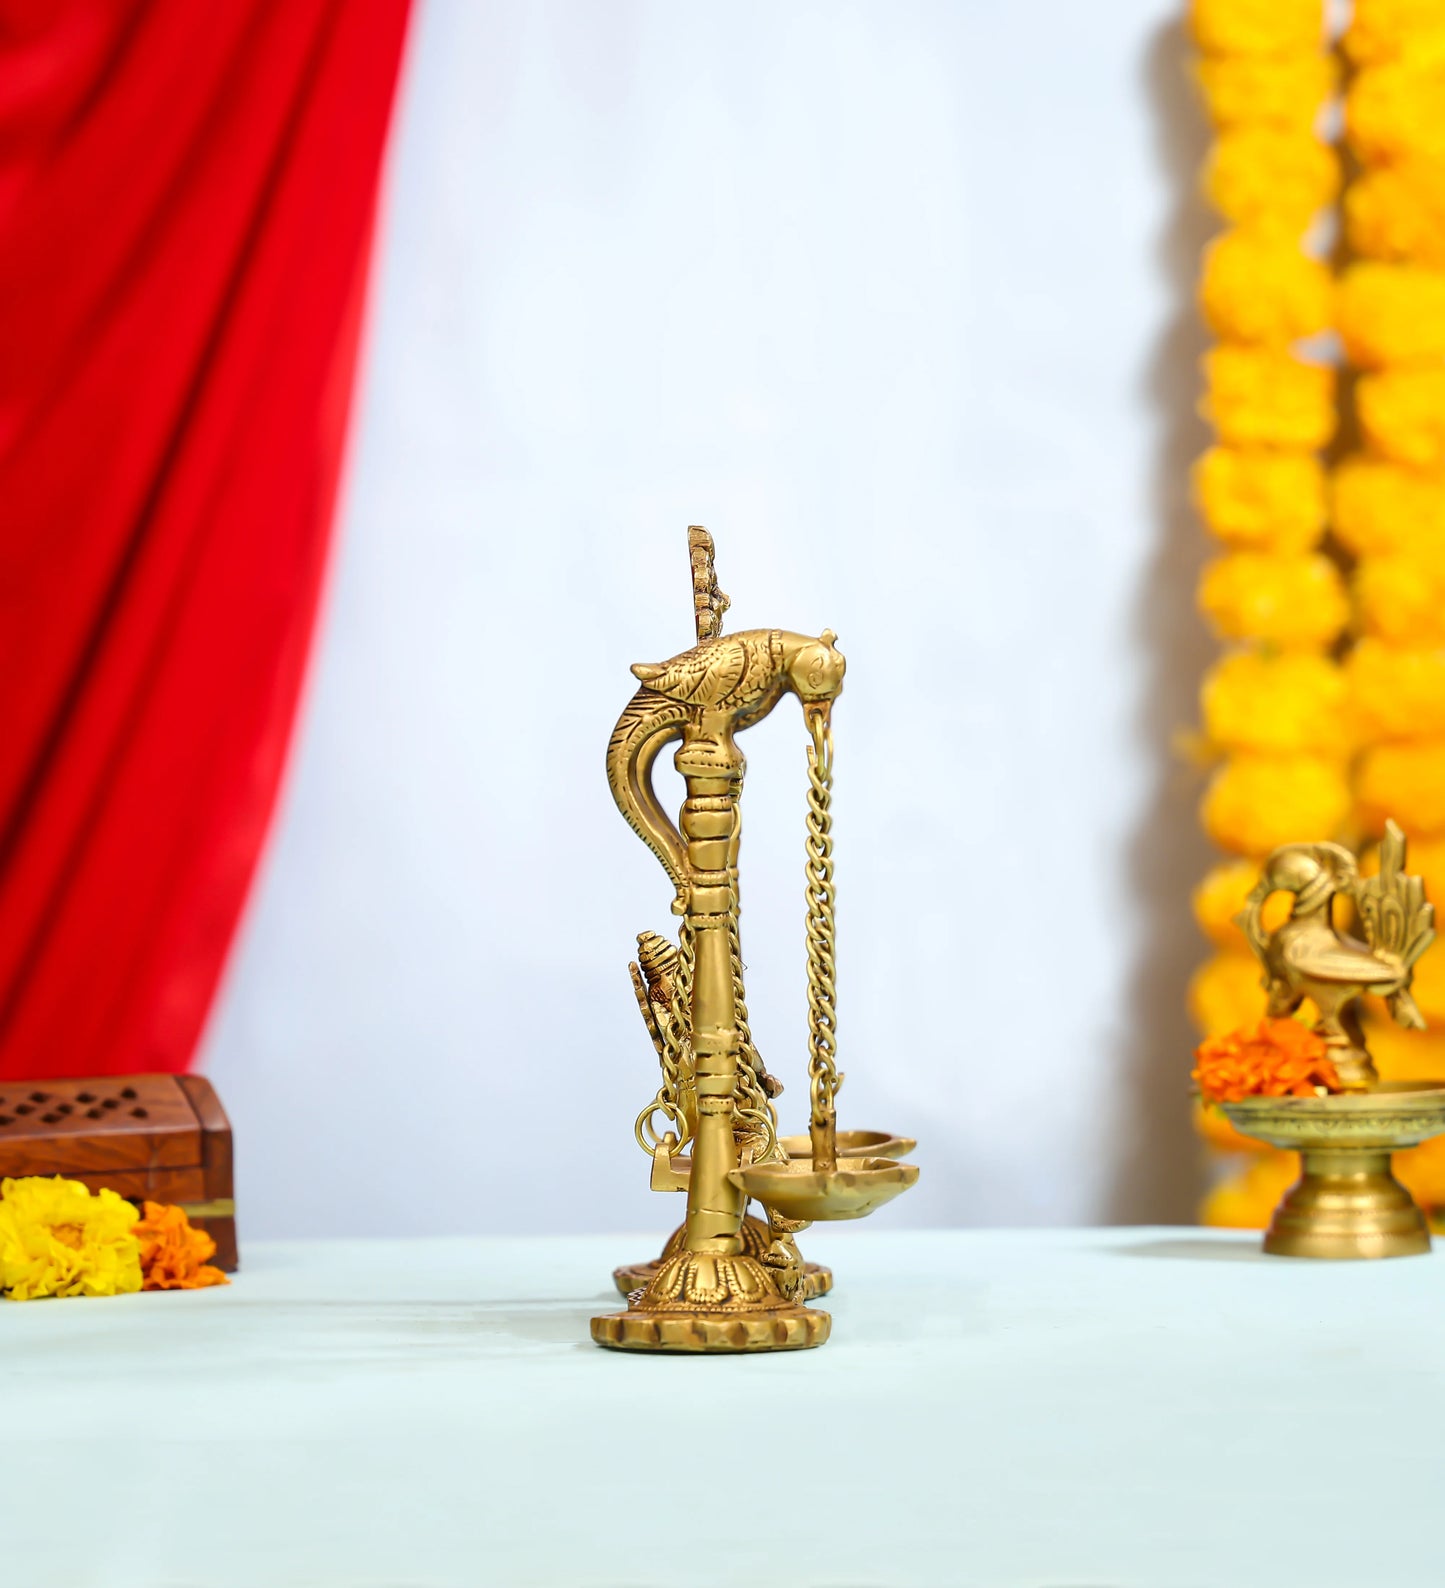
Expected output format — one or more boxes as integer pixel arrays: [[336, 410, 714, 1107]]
[[5, 1226, 1442, 1587]]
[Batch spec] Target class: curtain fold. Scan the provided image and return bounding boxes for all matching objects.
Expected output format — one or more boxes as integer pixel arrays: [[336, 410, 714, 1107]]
[[0, 0, 412, 1077]]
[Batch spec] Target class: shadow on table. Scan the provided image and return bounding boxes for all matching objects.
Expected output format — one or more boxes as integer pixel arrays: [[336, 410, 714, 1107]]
[[1111, 1236, 1265, 1263]]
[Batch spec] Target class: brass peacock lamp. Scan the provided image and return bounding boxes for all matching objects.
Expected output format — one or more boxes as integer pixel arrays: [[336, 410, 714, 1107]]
[[1217, 821, 1445, 1259], [592, 527, 917, 1353]]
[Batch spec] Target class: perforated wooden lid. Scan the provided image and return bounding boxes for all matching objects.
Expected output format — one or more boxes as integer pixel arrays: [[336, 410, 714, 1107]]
[[0, 1075, 201, 1177]]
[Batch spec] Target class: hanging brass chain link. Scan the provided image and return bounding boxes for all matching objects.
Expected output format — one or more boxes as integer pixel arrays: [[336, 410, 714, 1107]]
[[805, 714, 842, 1130], [634, 918, 695, 1155]]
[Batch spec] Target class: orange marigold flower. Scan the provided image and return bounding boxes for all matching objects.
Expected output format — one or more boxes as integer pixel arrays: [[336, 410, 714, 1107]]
[[1201, 347, 1335, 450], [1337, 264, 1445, 370], [132, 1202, 230, 1292], [1199, 231, 1333, 346], [1193, 1018, 1341, 1103]]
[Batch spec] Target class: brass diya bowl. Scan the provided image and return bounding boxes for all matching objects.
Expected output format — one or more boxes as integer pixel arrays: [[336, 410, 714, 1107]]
[[777, 1130, 917, 1161], [1221, 1081, 1445, 1260], [728, 1157, 919, 1222]]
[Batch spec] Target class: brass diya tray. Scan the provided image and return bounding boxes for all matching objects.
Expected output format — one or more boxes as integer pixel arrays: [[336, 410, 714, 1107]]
[[729, 1156, 919, 1222]]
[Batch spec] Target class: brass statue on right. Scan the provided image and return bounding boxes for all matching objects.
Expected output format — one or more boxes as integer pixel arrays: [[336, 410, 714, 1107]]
[[1217, 820, 1445, 1259]]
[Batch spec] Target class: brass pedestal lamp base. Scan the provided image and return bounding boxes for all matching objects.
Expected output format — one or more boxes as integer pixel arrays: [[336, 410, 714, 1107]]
[[1222, 1082, 1445, 1260], [612, 1214, 833, 1299], [592, 1250, 829, 1354], [1263, 1145, 1429, 1259]]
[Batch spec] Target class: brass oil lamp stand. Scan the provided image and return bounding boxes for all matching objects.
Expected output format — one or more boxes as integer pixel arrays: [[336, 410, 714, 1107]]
[[1218, 822, 1445, 1259], [591, 528, 918, 1353]]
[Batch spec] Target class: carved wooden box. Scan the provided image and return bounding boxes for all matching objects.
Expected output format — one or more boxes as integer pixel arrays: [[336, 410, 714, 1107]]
[[0, 1074, 236, 1271]]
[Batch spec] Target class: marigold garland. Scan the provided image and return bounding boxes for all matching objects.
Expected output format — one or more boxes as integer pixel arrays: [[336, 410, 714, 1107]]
[[1356, 368, 1445, 466], [1192, 447, 1325, 550], [1200, 650, 1348, 756], [1330, 457, 1445, 557], [1346, 161, 1445, 270], [1346, 640, 1445, 742], [1200, 347, 1336, 449], [1197, 552, 1347, 649], [1336, 264, 1445, 369]]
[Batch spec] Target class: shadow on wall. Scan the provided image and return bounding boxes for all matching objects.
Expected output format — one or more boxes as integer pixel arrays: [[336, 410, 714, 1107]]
[[1105, 19, 1217, 1224]]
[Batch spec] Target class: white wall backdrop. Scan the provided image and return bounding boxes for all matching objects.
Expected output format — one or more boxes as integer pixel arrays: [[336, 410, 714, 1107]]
[[200, 0, 1216, 1238]]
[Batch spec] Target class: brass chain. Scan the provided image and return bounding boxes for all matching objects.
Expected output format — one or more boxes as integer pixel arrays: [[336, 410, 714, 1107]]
[[633, 918, 695, 1155], [805, 714, 842, 1127]]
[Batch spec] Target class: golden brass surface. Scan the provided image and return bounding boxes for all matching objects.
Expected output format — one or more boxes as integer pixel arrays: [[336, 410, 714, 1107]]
[[610, 1215, 833, 1299], [730, 1157, 921, 1222], [778, 1130, 918, 1161], [592, 527, 917, 1352], [1222, 1085, 1445, 1258], [1222, 822, 1445, 1258]]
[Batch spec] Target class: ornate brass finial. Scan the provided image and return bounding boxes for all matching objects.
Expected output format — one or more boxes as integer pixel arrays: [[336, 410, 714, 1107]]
[[688, 524, 729, 642], [1237, 819, 1435, 1089]]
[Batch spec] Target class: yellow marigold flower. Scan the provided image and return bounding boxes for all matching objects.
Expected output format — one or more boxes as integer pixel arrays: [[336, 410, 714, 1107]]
[[0, 1177, 142, 1301], [1366, 1016, 1445, 1084], [1346, 0, 1445, 66], [1357, 741, 1445, 835], [1193, 858, 1291, 948], [1189, 0, 1324, 55], [1200, 1151, 1298, 1230], [1188, 951, 1266, 1037], [1410, 950, 1445, 1025], [1347, 158, 1445, 270], [1337, 264, 1445, 370], [1398, 1135, 1445, 1209], [1355, 557, 1445, 647], [1357, 368, 1445, 468], [1199, 231, 1333, 346], [1345, 639, 1445, 741], [1204, 129, 1340, 230], [1197, 551, 1347, 648], [1330, 456, 1445, 558], [1201, 650, 1346, 757], [1193, 448, 1324, 551], [1193, 52, 1337, 130], [1347, 62, 1445, 164], [1347, 160, 1445, 268], [1200, 347, 1335, 450], [1202, 752, 1352, 855]]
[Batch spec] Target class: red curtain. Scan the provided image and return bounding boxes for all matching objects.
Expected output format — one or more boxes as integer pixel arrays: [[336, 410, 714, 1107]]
[[0, 0, 412, 1078]]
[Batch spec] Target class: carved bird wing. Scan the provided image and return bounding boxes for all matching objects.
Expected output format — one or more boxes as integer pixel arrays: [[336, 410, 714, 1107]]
[[630, 637, 748, 707], [1282, 932, 1403, 987]]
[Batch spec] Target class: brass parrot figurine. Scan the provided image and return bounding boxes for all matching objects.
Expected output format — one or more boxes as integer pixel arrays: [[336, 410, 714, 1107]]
[[1237, 820, 1435, 1089]]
